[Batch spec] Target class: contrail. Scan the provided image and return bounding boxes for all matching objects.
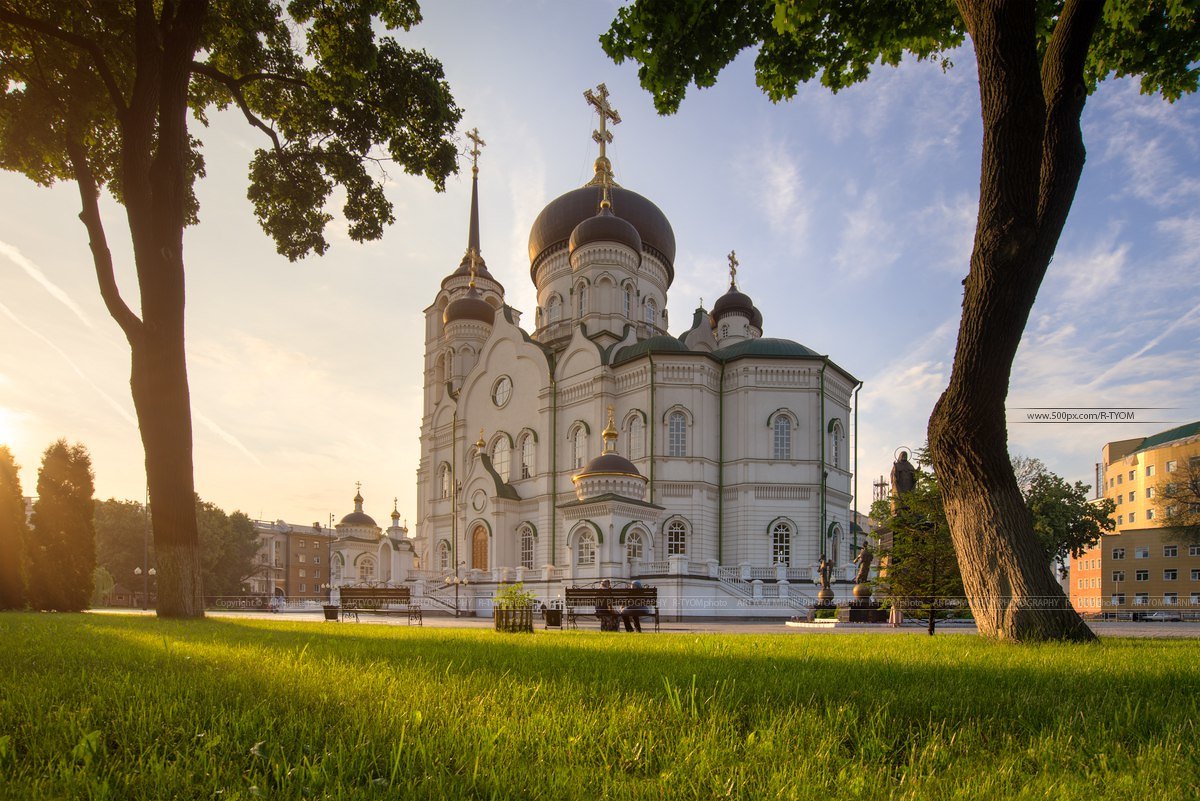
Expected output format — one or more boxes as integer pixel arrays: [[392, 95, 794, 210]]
[[0, 240, 94, 329], [1088, 299, 1200, 388], [0, 300, 136, 427], [195, 411, 264, 466]]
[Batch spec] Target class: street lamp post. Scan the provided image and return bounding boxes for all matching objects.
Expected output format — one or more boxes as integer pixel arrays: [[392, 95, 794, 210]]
[[133, 566, 156, 610], [445, 560, 468, 618]]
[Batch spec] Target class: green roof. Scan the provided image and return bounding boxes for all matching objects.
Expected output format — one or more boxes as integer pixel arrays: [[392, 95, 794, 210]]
[[613, 335, 691, 363], [712, 337, 820, 360], [1135, 420, 1200, 453]]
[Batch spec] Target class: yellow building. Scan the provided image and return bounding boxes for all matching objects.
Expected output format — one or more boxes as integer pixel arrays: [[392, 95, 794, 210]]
[[1070, 421, 1200, 619]]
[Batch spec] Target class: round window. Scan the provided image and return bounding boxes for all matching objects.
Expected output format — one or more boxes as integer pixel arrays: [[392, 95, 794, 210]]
[[492, 375, 512, 407]]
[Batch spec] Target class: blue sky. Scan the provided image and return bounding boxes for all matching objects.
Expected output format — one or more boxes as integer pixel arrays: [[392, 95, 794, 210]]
[[1, 1, 1198, 527]]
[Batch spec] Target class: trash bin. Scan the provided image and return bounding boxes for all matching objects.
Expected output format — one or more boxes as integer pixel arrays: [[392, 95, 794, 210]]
[[323, 604, 340, 622], [544, 608, 562, 628]]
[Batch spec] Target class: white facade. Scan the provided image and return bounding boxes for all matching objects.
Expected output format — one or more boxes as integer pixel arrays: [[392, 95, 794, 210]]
[[410, 143, 860, 618]]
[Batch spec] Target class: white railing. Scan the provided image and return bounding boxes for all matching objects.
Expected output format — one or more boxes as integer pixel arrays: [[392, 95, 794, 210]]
[[633, 560, 669, 575], [748, 567, 776, 580], [688, 561, 709, 576], [786, 567, 812, 582]]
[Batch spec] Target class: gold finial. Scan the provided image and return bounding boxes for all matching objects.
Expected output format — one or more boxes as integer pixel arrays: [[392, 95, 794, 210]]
[[467, 248, 479, 288], [602, 405, 618, 453], [600, 182, 612, 211], [728, 250, 739, 288], [466, 127, 486, 176], [584, 83, 621, 188], [393, 497, 399, 512], [476, 428, 486, 450]]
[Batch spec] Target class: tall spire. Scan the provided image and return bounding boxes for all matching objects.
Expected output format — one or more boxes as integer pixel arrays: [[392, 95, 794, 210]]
[[584, 83, 621, 188], [463, 127, 486, 267]]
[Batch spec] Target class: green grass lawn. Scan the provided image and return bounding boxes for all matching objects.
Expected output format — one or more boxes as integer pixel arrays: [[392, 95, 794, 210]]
[[0, 614, 1197, 800]]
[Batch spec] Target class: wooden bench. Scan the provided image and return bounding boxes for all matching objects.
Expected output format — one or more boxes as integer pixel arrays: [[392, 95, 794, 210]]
[[565, 584, 659, 632], [336, 586, 422, 625]]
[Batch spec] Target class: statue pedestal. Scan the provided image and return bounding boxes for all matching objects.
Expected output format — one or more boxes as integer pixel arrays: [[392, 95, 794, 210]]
[[851, 583, 873, 606], [815, 587, 835, 608]]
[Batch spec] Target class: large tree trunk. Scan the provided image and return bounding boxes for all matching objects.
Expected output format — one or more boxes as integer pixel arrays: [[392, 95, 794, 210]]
[[929, 1, 1102, 642]]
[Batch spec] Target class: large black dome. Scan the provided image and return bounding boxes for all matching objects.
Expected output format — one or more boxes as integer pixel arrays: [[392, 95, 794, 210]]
[[528, 184, 675, 283]]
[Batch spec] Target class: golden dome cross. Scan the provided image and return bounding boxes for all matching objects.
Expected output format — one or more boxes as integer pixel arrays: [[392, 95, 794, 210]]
[[584, 83, 621, 162], [466, 127, 486, 174], [728, 250, 739, 287]]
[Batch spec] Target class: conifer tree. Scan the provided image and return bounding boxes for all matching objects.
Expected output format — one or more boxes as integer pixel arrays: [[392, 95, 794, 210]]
[[28, 440, 96, 611], [0, 445, 27, 609]]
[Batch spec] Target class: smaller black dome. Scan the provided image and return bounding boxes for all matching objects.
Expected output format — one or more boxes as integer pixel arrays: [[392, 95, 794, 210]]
[[577, 452, 641, 478], [444, 286, 495, 326], [340, 511, 378, 527], [569, 206, 642, 256], [710, 284, 762, 329]]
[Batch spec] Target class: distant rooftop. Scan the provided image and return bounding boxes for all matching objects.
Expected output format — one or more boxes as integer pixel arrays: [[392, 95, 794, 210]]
[[1133, 420, 1200, 454]]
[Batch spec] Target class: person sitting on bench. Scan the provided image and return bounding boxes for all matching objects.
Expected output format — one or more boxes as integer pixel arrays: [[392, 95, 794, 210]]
[[621, 580, 649, 633]]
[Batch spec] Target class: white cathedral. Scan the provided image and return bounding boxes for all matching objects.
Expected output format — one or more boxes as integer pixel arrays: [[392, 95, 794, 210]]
[[399, 87, 862, 618]]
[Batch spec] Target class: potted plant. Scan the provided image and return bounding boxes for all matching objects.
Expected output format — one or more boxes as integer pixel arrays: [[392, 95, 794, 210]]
[[493, 583, 537, 633]]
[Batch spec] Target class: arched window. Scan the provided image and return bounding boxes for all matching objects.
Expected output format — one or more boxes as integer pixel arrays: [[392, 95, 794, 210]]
[[830, 420, 845, 468], [668, 411, 687, 457], [576, 530, 597, 566], [576, 283, 587, 317], [720, 323, 729, 339], [627, 415, 645, 460], [666, 520, 688, 556], [331, 553, 344, 581], [626, 530, 644, 562], [645, 297, 657, 326], [472, 525, 488, 570], [547, 294, 562, 323], [520, 434, 534, 480], [623, 284, 633, 317], [358, 556, 376, 582], [771, 521, 793, 566], [572, 426, 588, 469], [436, 541, 450, 573], [773, 416, 792, 460], [519, 525, 535, 569], [491, 437, 510, 482], [829, 523, 843, 564], [439, 464, 452, 499]]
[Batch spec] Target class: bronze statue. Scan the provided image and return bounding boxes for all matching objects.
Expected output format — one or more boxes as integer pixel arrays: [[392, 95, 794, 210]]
[[853, 542, 874, 585], [817, 555, 833, 591], [891, 451, 916, 496]]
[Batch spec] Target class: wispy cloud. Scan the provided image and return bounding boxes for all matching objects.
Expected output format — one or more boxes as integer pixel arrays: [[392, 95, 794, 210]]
[[834, 190, 897, 279], [736, 135, 809, 253], [0, 239, 93, 329], [0, 300, 135, 427]]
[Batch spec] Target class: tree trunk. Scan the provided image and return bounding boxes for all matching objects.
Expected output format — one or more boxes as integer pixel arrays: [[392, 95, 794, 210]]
[[128, 314, 204, 617], [122, 0, 209, 618], [929, 1, 1102, 642]]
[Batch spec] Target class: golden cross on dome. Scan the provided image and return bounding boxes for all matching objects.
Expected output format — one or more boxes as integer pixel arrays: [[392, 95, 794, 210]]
[[355, 480, 362, 493], [728, 250, 739, 287], [584, 83, 621, 162], [466, 127, 486, 174]]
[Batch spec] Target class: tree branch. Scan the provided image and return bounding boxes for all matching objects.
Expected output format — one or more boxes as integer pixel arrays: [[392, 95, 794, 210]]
[[1035, 0, 1103, 237], [0, 5, 127, 116], [65, 137, 144, 343], [190, 61, 286, 154]]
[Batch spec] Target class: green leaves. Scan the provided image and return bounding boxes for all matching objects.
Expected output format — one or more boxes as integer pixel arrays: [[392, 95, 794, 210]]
[[603, 0, 1197, 114]]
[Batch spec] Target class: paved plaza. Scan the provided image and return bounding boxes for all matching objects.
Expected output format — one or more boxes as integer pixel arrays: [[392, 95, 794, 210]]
[[87, 608, 1200, 639]]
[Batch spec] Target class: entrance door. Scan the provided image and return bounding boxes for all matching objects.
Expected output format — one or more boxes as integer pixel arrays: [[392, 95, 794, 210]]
[[472, 525, 488, 570]]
